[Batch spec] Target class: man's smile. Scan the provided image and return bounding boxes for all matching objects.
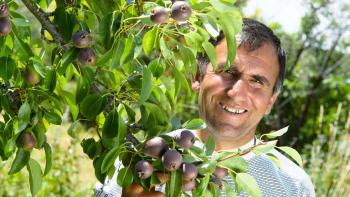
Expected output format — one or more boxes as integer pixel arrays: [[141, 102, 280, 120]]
[[219, 102, 248, 114]]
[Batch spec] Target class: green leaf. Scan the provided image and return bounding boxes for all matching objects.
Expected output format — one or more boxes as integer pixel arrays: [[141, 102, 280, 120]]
[[8, 149, 31, 175], [193, 174, 210, 197], [218, 156, 248, 173], [205, 135, 215, 156], [101, 146, 119, 173], [209, 182, 222, 197], [44, 68, 57, 92], [117, 111, 127, 145], [60, 47, 79, 73], [236, 173, 261, 197], [33, 122, 46, 148], [160, 36, 172, 59], [102, 110, 119, 139], [223, 181, 237, 197], [12, 18, 31, 27], [252, 140, 277, 155], [165, 170, 182, 197], [44, 109, 62, 125], [76, 76, 90, 104], [209, 0, 236, 12], [27, 159, 43, 196], [43, 142, 52, 176], [263, 126, 289, 139], [80, 94, 107, 119], [117, 167, 133, 188], [17, 102, 31, 133], [198, 160, 217, 175], [276, 146, 303, 167], [183, 118, 206, 130], [143, 27, 157, 55], [0, 56, 16, 81], [202, 41, 217, 70], [139, 66, 153, 104], [266, 153, 281, 168], [67, 120, 78, 138]]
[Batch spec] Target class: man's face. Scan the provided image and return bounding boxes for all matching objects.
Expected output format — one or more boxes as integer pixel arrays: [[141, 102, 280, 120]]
[[198, 39, 280, 143]]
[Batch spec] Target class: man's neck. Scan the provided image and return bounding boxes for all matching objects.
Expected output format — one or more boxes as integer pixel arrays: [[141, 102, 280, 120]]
[[194, 128, 256, 152]]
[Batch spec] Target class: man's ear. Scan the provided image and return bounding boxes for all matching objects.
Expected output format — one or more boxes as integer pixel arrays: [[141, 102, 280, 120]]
[[264, 93, 278, 115], [191, 64, 201, 92]]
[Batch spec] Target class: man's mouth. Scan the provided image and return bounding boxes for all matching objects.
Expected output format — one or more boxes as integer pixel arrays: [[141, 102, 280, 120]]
[[219, 102, 247, 114]]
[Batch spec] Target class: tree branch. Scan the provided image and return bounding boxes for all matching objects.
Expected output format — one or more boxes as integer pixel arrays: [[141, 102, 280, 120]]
[[21, 0, 66, 49]]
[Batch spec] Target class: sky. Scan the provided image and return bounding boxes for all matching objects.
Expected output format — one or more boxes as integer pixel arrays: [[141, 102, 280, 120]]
[[242, 0, 307, 33]]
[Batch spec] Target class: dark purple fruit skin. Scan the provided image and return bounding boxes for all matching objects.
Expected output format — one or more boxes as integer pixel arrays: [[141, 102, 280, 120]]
[[211, 178, 223, 189], [150, 6, 169, 24], [182, 179, 196, 191], [78, 48, 96, 66], [17, 132, 36, 151], [143, 136, 169, 158], [72, 30, 92, 48], [135, 160, 154, 179], [0, 2, 9, 18], [162, 150, 183, 171], [175, 130, 195, 149], [213, 167, 228, 179], [171, 1, 192, 22], [0, 17, 11, 36], [181, 163, 198, 181]]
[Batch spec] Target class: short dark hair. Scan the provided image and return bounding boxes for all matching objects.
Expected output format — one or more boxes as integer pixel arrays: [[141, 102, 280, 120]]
[[197, 18, 286, 94]]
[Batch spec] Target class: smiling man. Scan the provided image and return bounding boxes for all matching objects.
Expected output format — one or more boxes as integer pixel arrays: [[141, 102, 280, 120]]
[[95, 18, 315, 197]]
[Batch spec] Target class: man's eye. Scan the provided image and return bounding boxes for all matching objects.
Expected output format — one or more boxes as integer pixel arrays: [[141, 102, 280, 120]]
[[251, 79, 264, 85]]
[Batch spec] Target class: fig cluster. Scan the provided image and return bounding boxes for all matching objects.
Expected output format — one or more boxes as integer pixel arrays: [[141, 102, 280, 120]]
[[0, 2, 11, 36], [133, 130, 200, 191], [149, 1, 192, 24], [72, 30, 96, 66]]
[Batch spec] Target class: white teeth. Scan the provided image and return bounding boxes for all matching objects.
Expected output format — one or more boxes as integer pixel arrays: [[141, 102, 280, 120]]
[[222, 105, 246, 114]]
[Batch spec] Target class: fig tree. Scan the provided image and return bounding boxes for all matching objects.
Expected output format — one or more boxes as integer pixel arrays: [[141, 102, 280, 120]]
[[0, 17, 11, 36], [17, 132, 36, 151], [213, 166, 228, 179], [0, 2, 9, 18], [143, 136, 168, 158], [135, 160, 154, 179], [182, 179, 196, 191], [78, 48, 96, 66], [181, 163, 198, 181], [162, 149, 182, 171], [171, 1, 192, 22], [175, 130, 195, 149], [150, 6, 169, 24], [72, 30, 92, 48]]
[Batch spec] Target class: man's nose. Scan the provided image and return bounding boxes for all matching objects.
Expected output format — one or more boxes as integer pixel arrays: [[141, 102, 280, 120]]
[[226, 79, 248, 100]]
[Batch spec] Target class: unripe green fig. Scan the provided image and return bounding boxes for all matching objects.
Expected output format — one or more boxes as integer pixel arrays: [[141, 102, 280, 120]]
[[24, 67, 40, 86], [175, 130, 195, 149], [150, 6, 169, 24], [182, 179, 196, 191], [213, 167, 228, 179], [171, 1, 192, 22], [0, 17, 11, 36], [78, 48, 96, 66], [135, 160, 154, 179], [0, 2, 9, 18], [143, 136, 169, 158], [17, 132, 36, 151], [72, 30, 92, 48], [162, 150, 182, 171], [181, 163, 198, 181]]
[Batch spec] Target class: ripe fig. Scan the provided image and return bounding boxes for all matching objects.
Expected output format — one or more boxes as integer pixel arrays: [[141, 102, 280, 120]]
[[135, 160, 154, 179], [24, 67, 40, 86], [175, 130, 195, 149], [122, 183, 144, 195], [72, 30, 92, 48], [182, 179, 196, 191], [213, 167, 228, 180], [171, 1, 192, 22], [150, 6, 169, 24], [143, 136, 168, 158], [162, 149, 182, 171], [0, 2, 9, 18], [78, 48, 96, 66], [17, 132, 36, 151], [181, 163, 198, 181], [0, 17, 11, 36]]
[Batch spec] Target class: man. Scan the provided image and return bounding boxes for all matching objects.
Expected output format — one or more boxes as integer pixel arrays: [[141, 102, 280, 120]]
[[95, 18, 315, 197]]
